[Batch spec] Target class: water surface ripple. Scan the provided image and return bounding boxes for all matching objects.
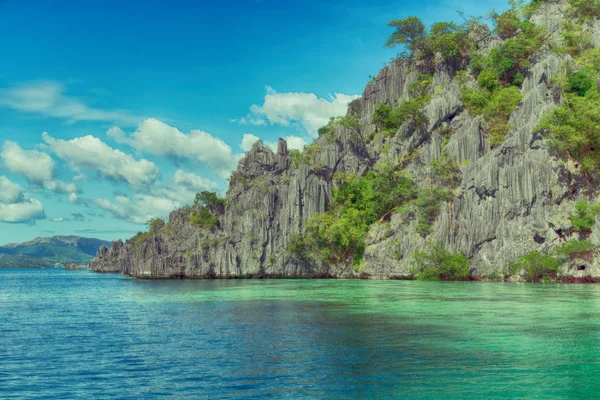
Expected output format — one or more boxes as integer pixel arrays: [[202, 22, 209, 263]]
[[1, 269, 599, 399]]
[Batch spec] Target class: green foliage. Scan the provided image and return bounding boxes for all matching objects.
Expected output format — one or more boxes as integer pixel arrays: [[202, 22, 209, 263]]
[[429, 21, 470, 61], [469, 54, 490, 77], [488, 21, 546, 85], [411, 241, 471, 281], [578, 47, 600, 73], [286, 233, 313, 260], [523, 0, 548, 18], [570, 201, 600, 234], [431, 150, 461, 187], [317, 121, 334, 138], [372, 76, 431, 138], [493, 8, 521, 39], [289, 144, 323, 168], [556, 240, 596, 258], [413, 186, 454, 236], [536, 92, 600, 176], [194, 191, 226, 208], [560, 20, 593, 57], [385, 16, 428, 58], [132, 218, 164, 247], [289, 149, 304, 168], [372, 97, 429, 137], [566, 68, 596, 96], [190, 208, 219, 230], [509, 251, 563, 280], [567, 0, 600, 22], [318, 115, 363, 142], [385, 16, 470, 62], [477, 68, 500, 91], [335, 114, 362, 130], [409, 73, 434, 97], [461, 83, 522, 146], [296, 163, 418, 267]]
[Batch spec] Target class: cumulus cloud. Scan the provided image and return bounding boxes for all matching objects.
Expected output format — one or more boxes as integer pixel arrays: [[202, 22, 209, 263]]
[[150, 169, 218, 206], [42, 132, 159, 188], [0, 176, 25, 203], [68, 193, 79, 204], [93, 194, 180, 224], [240, 133, 261, 151], [108, 118, 242, 179], [0, 81, 141, 126], [240, 86, 360, 136], [173, 169, 218, 192], [0, 176, 45, 224], [1, 141, 78, 193], [89, 168, 218, 224]]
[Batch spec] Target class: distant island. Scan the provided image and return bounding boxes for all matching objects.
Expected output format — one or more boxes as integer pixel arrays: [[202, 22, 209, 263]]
[[0, 236, 111, 268]]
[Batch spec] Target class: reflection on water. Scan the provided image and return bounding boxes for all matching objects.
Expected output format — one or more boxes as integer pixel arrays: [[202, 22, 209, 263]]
[[1, 269, 600, 399]]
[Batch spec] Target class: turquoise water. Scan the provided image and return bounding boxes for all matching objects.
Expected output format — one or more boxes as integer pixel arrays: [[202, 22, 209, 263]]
[[2, 269, 600, 399]]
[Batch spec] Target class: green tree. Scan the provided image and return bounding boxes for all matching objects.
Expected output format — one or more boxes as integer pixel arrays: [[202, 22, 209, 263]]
[[556, 240, 596, 258], [411, 241, 471, 281], [570, 200, 600, 235], [385, 17, 428, 57], [194, 191, 225, 208], [566, 68, 596, 96], [509, 251, 563, 280], [537, 92, 600, 177]]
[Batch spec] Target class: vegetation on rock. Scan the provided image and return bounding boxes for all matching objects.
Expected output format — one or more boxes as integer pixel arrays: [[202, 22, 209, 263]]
[[411, 241, 471, 281], [509, 251, 563, 281]]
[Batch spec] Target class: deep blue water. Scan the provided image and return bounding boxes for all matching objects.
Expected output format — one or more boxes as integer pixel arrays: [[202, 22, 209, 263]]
[[2, 268, 600, 399]]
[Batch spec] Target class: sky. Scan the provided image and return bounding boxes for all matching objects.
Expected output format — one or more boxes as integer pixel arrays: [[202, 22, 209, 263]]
[[0, 0, 508, 245]]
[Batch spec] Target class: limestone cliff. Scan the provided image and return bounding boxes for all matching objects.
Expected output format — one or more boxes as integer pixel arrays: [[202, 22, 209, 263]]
[[90, 0, 600, 280]]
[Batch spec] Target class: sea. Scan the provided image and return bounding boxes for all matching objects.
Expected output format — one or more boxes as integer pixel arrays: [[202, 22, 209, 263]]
[[1, 268, 599, 399]]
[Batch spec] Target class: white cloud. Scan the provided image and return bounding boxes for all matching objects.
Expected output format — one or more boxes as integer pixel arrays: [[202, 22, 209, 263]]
[[42, 132, 159, 188], [149, 169, 218, 207], [240, 133, 261, 151], [51, 217, 65, 222], [1, 141, 78, 193], [0, 176, 45, 224], [243, 86, 360, 136], [93, 194, 180, 225], [173, 169, 218, 192], [2, 141, 54, 182], [68, 193, 79, 204], [108, 118, 241, 179], [0, 176, 25, 203], [230, 117, 266, 126], [0, 81, 141, 126]]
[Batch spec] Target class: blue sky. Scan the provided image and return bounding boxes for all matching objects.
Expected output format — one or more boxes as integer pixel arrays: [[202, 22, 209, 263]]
[[0, 0, 507, 244]]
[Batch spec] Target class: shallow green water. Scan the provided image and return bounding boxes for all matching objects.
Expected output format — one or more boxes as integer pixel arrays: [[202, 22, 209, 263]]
[[2, 268, 600, 398]]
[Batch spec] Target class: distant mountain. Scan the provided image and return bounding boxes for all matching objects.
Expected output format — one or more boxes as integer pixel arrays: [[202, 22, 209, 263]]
[[0, 236, 111, 268]]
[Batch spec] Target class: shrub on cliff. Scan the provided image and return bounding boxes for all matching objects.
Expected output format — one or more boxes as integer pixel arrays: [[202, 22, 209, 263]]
[[132, 218, 164, 247], [190, 209, 219, 230], [509, 251, 563, 280], [411, 241, 471, 281], [537, 92, 600, 178], [570, 200, 600, 235], [293, 163, 419, 267], [194, 191, 226, 208], [556, 240, 596, 258]]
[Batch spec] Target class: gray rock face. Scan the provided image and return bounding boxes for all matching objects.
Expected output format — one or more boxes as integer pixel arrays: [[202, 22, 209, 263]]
[[90, 0, 600, 280]]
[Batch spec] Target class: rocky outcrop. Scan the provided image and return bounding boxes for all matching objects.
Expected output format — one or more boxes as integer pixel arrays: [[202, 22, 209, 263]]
[[90, 0, 600, 280]]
